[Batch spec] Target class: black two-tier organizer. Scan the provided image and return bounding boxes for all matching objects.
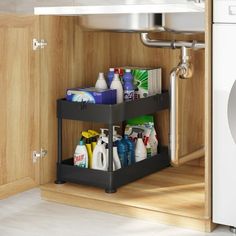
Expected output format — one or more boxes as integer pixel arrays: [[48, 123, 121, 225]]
[[55, 91, 170, 193]]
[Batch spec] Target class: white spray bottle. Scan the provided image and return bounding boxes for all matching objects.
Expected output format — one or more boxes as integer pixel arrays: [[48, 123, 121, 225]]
[[102, 136, 121, 170], [99, 128, 108, 140], [135, 132, 147, 162], [113, 126, 122, 140]]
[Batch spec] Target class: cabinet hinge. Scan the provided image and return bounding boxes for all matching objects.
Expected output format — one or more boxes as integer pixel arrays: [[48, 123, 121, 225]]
[[32, 148, 48, 163], [32, 38, 48, 51]]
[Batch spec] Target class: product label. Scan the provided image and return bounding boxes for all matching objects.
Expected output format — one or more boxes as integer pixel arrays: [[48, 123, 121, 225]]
[[124, 90, 134, 101], [74, 154, 86, 168]]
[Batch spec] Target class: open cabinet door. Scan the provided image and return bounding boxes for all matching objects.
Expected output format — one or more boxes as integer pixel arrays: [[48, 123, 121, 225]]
[[39, 16, 84, 184], [0, 15, 40, 199]]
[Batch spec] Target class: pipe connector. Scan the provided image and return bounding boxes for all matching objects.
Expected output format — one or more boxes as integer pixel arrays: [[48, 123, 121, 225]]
[[178, 47, 193, 79]]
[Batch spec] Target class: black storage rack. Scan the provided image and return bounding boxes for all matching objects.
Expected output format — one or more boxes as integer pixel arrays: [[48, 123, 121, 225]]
[[56, 91, 170, 193]]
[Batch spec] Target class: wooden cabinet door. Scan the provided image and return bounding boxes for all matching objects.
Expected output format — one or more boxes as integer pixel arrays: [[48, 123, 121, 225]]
[[0, 15, 40, 199], [39, 16, 78, 184]]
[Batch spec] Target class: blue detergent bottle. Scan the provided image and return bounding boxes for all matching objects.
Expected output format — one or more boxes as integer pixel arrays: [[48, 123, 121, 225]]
[[116, 139, 128, 167], [123, 69, 134, 101], [107, 68, 115, 88], [123, 135, 135, 165]]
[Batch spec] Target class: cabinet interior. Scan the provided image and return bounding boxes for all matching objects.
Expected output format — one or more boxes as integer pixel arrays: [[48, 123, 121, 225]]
[[39, 16, 208, 229], [46, 17, 205, 173], [0, 10, 211, 231]]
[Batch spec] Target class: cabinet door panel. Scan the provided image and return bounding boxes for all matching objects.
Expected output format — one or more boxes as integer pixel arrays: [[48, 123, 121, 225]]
[[0, 16, 40, 199]]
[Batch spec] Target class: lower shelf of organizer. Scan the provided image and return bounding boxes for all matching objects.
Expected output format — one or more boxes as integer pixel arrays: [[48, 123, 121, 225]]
[[56, 147, 170, 192]]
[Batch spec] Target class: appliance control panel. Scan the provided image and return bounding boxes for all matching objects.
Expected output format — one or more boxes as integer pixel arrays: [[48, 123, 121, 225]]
[[214, 0, 236, 23]]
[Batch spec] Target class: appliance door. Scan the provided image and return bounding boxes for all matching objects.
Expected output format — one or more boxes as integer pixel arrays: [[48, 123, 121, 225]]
[[214, 0, 236, 23], [213, 24, 236, 227]]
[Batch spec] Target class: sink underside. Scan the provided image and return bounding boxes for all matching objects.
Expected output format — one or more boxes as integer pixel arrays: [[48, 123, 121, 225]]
[[80, 13, 205, 33]]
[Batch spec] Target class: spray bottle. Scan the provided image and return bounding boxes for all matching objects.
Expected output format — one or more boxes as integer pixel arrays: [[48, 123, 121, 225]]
[[88, 129, 99, 150], [113, 126, 122, 140], [99, 128, 108, 140], [135, 132, 147, 162], [102, 136, 121, 170], [81, 131, 93, 168]]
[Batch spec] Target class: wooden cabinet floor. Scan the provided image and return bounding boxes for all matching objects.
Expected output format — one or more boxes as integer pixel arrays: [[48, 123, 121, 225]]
[[41, 164, 215, 232]]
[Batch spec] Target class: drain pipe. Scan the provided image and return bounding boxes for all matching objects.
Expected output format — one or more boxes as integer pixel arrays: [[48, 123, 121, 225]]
[[170, 47, 204, 166], [140, 33, 205, 166], [140, 33, 205, 49]]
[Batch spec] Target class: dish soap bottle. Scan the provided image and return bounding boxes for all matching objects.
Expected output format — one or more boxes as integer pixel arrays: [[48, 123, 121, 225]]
[[74, 140, 88, 168], [135, 133, 147, 162], [95, 72, 108, 90], [123, 69, 134, 101], [110, 73, 124, 104]]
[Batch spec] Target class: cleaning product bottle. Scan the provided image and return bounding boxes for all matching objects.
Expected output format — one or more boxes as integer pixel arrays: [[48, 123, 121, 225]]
[[112, 142, 122, 170], [143, 130, 152, 158], [92, 139, 108, 171], [74, 140, 88, 168], [116, 139, 128, 167], [135, 132, 147, 162], [113, 126, 122, 140], [110, 73, 124, 104], [123, 135, 135, 165], [88, 130, 99, 150], [95, 72, 108, 90], [82, 131, 93, 168], [107, 68, 115, 88], [102, 137, 121, 170], [146, 140, 152, 158], [123, 69, 134, 101], [99, 128, 108, 140]]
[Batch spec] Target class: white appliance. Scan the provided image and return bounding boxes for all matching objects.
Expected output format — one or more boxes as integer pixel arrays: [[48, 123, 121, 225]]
[[213, 0, 236, 228]]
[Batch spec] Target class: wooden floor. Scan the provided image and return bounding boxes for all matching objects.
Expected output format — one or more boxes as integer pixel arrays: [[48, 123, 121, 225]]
[[41, 165, 213, 232]]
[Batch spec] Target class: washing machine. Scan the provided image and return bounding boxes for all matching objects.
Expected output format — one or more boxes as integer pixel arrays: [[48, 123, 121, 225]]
[[213, 0, 236, 228]]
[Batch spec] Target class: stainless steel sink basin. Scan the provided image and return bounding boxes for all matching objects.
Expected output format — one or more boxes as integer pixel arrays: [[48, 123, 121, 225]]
[[80, 12, 205, 33], [33, 0, 205, 33]]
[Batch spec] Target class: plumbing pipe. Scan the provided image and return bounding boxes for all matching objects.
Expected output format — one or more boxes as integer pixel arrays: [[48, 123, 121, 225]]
[[169, 67, 180, 164], [140, 32, 206, 166], [177, 148, 205, 166], [140, 33, 205, 49], [170, 47, 204, 166]]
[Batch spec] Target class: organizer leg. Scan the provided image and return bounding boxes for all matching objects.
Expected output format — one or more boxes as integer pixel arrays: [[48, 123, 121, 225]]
[[105, 123, 116, 193], [105, 188, 117, 194], [55, 117, 66, 185], [55, 180, 66, 184], [108, 123, 114, 172]]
